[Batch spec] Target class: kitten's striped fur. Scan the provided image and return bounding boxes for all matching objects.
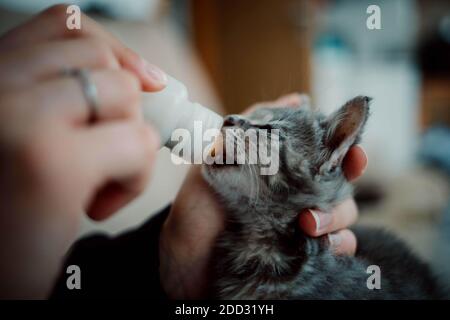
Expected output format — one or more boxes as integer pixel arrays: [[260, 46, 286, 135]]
[[202, 96, 445, 299]]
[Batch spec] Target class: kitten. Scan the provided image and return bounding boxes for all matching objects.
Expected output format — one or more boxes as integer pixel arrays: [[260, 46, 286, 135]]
[[202, 96, 446, 299]]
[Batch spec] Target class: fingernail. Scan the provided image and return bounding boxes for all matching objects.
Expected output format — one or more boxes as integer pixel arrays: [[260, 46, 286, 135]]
[[142, 59, 167, 86], [309, 209, 333, 233], [328, 232, 342, 250]]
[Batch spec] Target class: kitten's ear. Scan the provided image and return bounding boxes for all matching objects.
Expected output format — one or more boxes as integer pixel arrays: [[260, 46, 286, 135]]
[[320, 96, 371, 172]]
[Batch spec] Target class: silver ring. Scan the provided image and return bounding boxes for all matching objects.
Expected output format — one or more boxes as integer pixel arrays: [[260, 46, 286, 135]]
[[62, 68, 99, 122]]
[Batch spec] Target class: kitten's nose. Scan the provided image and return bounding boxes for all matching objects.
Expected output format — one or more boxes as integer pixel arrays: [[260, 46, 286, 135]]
[[223, 115, 248, 128]]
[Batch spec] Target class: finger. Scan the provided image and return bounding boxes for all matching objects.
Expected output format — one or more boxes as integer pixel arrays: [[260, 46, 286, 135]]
[[328, 229, 357, 255], [87, 182, 138, 221], [243, 93, 310, 115], [0, 37, 120, 89], [0, 5, 77, 50], [11, 69, 142, 124], [343, 145, 368, 182], [273, 93, 310, 109], [79, 122, 159, 220], [0, 4, 166, 91], [298, 198, 358, 237]]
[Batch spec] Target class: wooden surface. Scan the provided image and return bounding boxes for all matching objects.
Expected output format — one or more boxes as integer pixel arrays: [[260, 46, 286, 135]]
[[421, 78, 450, 129], [191, 0, 313, 114]]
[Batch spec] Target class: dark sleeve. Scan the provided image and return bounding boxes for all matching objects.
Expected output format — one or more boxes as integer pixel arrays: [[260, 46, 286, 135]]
[[50, 205, 170, 299]]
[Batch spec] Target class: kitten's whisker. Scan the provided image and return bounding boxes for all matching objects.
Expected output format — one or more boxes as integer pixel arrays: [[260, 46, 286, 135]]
[[232, 130, 261, 203], [229, 130, 257, 200]]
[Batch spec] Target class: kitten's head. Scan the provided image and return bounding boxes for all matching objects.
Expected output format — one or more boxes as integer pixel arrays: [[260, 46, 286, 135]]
[[202, 95, 371, 213]]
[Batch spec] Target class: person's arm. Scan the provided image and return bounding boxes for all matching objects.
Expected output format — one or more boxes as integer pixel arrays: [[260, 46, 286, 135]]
[[50, 206, 170, 299], [0, 4, 164, 298]]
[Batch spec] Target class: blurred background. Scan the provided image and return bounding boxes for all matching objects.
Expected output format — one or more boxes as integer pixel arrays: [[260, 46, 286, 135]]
[[0, 0, 449, 284]]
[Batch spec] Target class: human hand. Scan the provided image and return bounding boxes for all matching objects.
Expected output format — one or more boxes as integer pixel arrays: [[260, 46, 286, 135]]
[[298, 145, 367, 255], [159, 93, 368, 299], [0, 5, 166, 298]]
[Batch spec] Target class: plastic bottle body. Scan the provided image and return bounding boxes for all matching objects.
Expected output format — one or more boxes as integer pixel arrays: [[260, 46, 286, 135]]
[[141, 76, 223, 162]]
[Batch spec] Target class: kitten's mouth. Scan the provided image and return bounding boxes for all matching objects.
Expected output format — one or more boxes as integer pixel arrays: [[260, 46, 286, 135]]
[[208, 129, 239, 167]]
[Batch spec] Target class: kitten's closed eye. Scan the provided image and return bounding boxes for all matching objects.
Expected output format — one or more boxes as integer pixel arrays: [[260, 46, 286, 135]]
[[223, 115, 247, 127], [252, 124, 272, 130], [222, 114, 273, 131]]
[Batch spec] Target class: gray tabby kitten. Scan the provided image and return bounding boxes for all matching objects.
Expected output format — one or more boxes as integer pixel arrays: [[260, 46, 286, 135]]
[[202, 96, 445, 299]]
